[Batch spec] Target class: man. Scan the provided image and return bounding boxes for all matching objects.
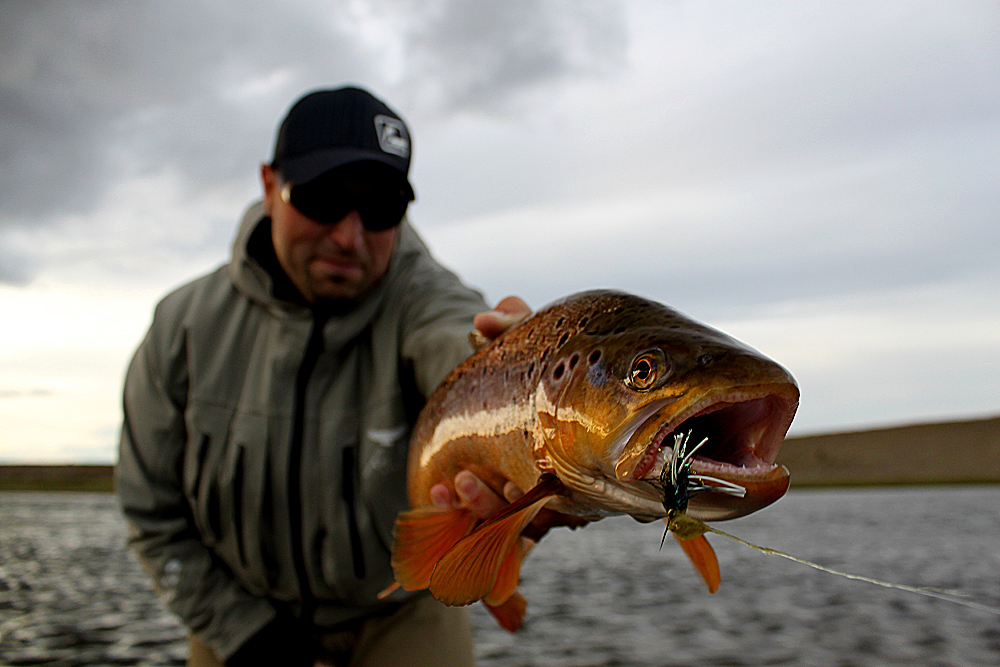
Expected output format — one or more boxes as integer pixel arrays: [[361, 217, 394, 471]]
[[117, 87, 529, 667]]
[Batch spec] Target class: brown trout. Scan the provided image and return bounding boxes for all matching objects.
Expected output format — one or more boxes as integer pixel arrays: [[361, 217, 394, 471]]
[[388, 290, 799, 631]]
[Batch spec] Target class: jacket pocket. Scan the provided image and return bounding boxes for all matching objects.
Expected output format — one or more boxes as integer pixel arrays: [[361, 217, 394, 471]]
[[226, 410, 274, 595], [183, 401, 233, 549], [360, 418, 411, 553]]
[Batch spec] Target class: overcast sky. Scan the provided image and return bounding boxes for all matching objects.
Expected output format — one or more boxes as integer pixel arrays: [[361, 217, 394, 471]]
[[1, 1, 998, 463]]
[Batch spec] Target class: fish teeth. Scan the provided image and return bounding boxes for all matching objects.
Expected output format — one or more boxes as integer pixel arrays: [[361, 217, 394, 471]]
[[649, 440, 675, 480]]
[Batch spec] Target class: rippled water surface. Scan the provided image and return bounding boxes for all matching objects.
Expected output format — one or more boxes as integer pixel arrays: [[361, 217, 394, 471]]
[[1, 487, 998, 666]]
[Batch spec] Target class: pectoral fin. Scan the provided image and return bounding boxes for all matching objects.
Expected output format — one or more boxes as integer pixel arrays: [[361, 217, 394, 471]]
[[485, 536, 533, 606], [671, 529, 721, 594], [429, 474, 564, 606], [391, 505, 478, 592]]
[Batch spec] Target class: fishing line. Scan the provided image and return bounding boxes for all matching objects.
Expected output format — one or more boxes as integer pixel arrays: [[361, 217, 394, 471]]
[[657, 430, 1000, 617], [701, 518, 1000, 617]]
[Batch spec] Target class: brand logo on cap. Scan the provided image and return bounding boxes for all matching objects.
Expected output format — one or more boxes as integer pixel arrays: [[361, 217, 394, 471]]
[[374, 114, 410, 158]]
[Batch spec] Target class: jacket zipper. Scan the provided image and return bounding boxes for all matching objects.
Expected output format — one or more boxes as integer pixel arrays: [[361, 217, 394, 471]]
[[288, 311, 367, 620], [288, 312, 327, 618], [341, 445, 366, 579]]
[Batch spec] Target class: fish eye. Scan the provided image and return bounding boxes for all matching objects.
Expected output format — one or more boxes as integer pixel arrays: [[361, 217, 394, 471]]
[[627, 349, 667, 391]]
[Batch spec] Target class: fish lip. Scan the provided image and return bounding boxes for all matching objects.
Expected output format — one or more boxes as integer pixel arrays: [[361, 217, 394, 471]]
[[627, 387, 798, 483]]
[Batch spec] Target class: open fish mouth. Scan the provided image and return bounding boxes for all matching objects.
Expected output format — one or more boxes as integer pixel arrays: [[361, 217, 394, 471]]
[[625, 390, 797, 521]]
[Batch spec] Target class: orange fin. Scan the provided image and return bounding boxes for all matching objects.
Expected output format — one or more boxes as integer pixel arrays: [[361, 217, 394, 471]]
[[484, 589, 528, 633], [485, 536, 532, 606], [430, 474, 564, 606], [672, 530, 721, 594], [391, 505, 477, 592]]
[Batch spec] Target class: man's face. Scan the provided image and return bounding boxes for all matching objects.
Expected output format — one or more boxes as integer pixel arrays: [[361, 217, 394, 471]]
[[261, 164, 402, 303]]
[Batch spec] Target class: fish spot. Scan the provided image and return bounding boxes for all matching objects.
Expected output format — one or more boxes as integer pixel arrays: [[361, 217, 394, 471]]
[[553, 362, 565, 381], [568, 353, 580, 370], [613, 326, 627, 335], [588, 350, 602, 365], [558, 332, 569, 347]]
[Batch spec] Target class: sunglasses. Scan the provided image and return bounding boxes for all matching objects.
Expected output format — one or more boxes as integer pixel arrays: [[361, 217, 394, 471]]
[[279, 180, 411, 231]]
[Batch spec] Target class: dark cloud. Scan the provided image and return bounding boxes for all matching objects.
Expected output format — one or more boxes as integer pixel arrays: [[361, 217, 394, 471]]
[[0, 1, 372, 283], [0, 0, 627, 222], [394, 0, 627, 114], [0, 0, 628, 285], [0, 2, 369, 223]]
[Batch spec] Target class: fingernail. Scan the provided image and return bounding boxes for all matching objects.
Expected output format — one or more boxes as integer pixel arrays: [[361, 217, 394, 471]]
[[430, 485, 450, 506], [504, 482, 524, 502], [456, 473, 477, 497]]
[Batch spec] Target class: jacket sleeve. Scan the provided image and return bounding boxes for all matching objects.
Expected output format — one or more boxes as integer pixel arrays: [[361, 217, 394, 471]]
[[116, 297, 278, 662], [397, 243, 490, 398]]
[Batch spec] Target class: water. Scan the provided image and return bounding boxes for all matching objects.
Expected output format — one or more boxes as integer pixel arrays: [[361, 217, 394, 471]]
[[1, 487, 998, 666]]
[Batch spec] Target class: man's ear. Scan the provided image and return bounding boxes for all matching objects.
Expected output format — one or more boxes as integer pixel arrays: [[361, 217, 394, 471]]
[[260, 163, 278, 216]]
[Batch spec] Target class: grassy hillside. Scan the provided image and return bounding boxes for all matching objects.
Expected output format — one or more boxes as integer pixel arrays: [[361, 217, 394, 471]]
[[0, 464, 114, 492], [778, 415, 1000, 487]]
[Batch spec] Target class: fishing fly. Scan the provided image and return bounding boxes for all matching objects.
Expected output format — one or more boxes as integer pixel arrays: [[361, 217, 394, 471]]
[[652, 430, 746, 550], [656, 430, 746, 515]]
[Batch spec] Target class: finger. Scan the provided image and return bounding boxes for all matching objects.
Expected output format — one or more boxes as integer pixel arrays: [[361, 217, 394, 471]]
[[473, 296, 531, 340], [503, 481, 524, 503], [454, 470, 507, 520], [430, 483, 452, 507], [493, 295, 531, 317]]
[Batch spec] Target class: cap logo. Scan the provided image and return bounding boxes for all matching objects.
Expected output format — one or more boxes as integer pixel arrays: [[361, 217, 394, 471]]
[[374, 114, 410, 158]]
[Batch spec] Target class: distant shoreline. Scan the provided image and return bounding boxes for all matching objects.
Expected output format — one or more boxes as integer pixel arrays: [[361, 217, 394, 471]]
[[776, 414, 1000, 487], [1, 415, 997, 492], [0, 464, 115, 492]]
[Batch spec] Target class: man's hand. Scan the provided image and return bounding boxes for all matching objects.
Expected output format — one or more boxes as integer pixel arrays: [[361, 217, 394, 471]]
[[473, 296, 531, 340], [430, 471, 523, 521]]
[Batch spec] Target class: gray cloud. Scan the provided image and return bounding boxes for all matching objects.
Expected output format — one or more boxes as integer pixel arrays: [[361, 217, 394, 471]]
[[393, 0, 626, 114], [0, 0, 628, 285], [0, 2, 368, 222], [0, 388, 53, 399], [1, 3, 997, 453], [0, 1, 372, 284], [0, 0, 627, 221], [615, 4, 1000, 192]]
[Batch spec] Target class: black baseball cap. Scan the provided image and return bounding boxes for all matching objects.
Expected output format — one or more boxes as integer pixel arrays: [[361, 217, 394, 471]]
[[271, 86, 414, 199]]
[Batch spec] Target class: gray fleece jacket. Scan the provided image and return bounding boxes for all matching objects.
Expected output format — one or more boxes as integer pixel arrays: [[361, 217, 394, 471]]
[[117, 203, 487, 660]]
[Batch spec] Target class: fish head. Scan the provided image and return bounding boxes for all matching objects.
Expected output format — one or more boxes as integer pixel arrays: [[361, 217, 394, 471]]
[[538, 294, 799, 523]]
